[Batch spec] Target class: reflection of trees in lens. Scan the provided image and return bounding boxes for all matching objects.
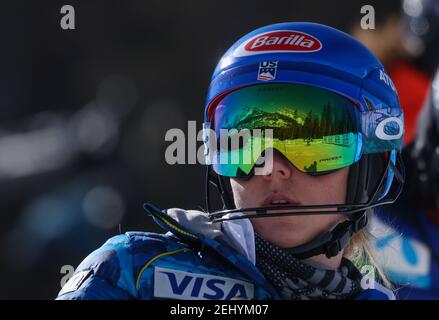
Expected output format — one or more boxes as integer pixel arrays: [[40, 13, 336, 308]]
[[315, 101, 356, 139], [228, 100, 356, 143], [304, 161, 317, 173], [232, 106, 302, 141]]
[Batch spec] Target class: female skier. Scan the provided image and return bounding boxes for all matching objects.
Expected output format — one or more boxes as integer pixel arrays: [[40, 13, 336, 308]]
[[57, 22, 405, 300]]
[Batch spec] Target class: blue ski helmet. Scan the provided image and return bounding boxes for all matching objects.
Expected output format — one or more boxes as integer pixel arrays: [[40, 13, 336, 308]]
[[203, 22, 405, 258]]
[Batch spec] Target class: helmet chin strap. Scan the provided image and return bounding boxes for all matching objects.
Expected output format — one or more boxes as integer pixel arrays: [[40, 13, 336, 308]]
[[282, 214, 368, 259], [205, 153, 397, 259]]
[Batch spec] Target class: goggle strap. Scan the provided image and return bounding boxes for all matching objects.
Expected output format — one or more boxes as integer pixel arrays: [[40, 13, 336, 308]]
[[388, 155, 404, 184]]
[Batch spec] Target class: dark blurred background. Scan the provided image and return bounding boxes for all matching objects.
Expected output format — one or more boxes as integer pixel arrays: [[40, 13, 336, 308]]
[[0, 0, 417, 299]]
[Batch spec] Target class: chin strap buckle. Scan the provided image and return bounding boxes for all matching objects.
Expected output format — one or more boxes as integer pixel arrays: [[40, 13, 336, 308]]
[[353, 213, 368, 232], [324, 213, 368, 258], [325, 226, 352, 258]]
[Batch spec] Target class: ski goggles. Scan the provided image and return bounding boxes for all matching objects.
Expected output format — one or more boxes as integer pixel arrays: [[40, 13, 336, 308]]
[[204, 83, 404, 177]]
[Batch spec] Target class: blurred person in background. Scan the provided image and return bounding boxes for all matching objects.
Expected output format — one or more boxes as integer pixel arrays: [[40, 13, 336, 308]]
[[350, 0, 439, 145], [347, 0, 439, 299], [56, 22, 404, 300], [369, 69, 439, 299]]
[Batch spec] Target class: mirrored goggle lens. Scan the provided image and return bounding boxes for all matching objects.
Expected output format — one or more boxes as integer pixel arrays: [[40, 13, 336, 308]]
[[208, 83, 361, 177]]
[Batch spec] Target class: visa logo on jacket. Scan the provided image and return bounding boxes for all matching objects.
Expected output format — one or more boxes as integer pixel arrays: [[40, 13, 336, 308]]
[[153, 267, 255, 300]]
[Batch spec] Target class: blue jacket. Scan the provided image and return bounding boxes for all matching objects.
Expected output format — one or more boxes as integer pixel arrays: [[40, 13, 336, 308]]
[[56, 206, 395, 300], [370, 204, 439, 299]]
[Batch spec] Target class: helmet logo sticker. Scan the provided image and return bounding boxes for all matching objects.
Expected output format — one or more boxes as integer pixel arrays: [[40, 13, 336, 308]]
[[257, 61, 278, 81], [234, 30, 322, 56], [375, 117, 404, 140], [379, 69, 397, 94]]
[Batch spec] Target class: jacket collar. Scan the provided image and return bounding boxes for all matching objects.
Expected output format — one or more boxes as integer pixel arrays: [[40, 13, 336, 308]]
[[143, 203, 280, 298]]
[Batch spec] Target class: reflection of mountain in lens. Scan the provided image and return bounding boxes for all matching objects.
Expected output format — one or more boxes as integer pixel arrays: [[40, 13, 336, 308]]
[[230, 100, 355, 142], [232, 106, 303, 140]]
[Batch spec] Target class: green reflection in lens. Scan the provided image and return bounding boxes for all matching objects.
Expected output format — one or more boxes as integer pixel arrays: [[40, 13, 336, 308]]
[[212, 83, 359, 176]]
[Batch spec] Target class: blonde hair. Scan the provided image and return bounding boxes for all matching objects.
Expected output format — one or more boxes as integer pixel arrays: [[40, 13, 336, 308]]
[[343, 228, 392, 289]]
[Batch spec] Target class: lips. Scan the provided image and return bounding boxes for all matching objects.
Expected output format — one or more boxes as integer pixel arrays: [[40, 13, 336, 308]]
[[261, 193, 301, 207]]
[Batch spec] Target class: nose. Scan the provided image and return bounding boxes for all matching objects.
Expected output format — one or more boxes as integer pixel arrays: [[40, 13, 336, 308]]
[[261, 149, 293, 181]]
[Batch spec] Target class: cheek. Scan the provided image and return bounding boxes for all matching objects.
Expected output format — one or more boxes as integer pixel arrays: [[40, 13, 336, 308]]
[[296, 168, 349, 205], [314, 169, 349, 204], [230, 178, 259, 208]]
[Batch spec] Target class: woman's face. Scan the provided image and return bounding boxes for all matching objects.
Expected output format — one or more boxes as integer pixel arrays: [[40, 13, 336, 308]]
[[230, 150, 349, 249]]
